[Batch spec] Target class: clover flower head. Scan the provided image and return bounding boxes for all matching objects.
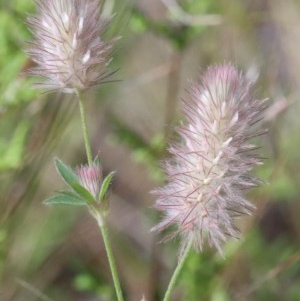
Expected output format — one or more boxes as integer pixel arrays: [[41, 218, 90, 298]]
[[27, 0, 117, 93], [153, 63, 267, 256], [77, 164, 102, 199]]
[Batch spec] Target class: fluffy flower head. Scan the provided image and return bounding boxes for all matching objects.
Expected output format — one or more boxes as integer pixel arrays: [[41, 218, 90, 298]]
[[27, 0, 117, 93], [153, 63, 267, 256]]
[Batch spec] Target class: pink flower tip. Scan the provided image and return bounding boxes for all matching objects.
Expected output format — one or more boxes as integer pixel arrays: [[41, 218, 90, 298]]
[[77, 164, 102, 199]]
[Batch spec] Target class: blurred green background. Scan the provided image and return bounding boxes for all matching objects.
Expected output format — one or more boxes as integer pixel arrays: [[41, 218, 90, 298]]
[[0, 0, 300, 300]]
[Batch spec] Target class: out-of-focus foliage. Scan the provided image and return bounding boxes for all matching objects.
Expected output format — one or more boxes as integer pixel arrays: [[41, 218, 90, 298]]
[[0, 119, 29, 170], [0, 1, 36, 108], [0, 0, 37, 171]]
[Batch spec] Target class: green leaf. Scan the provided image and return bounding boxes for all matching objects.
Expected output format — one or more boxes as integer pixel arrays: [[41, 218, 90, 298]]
[[58, 190, 85, 199], [54, 159, 96, 203], [44, 192, 87, 206], [54, 158, 79, 188], [71, 182, 95, 203], [93, 156, 100, 166], [98, 171, 115, 202]]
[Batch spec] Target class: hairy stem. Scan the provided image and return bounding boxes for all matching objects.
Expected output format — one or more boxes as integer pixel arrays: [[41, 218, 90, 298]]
[[75, 90, 124, 301], [163, 242, 192, 301], [76, 89, 93, 166], [94, 211, 125, 301]]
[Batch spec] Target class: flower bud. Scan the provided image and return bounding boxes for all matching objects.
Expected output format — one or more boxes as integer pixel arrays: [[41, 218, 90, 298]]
[[77, 164, 102, 199]]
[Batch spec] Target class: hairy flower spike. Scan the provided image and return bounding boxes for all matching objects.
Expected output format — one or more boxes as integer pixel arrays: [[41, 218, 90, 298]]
[[77, 164, 102, 199], [27, 0, 117, 93], [153, 63, 267, 256]]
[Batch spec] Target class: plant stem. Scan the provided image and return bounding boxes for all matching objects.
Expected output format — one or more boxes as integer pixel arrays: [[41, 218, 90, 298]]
[[163, 50, 182, 143], [76, 89, 93, 166], [75, 90, 124, 301], [163, 242, 192, 301], [94, 212, 125, 301]]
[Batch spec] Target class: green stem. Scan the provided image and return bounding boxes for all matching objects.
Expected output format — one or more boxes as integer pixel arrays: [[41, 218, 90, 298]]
[[94, 211, 125, 301], [163, 242, 192, 301], [75, 89, 124, 301], [76, 89, 93, 166]]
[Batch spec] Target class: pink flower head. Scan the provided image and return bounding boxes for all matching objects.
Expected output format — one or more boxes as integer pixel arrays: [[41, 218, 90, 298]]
[[77, 164, 102, 199], [27, 0, 117, 93], [153, 63, 267, 256]]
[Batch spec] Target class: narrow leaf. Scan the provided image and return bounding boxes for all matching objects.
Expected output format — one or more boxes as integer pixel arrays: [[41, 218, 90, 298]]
[[71, 182, 95, 203], [58, 190, 86, 200], [44, 192, 87, 206], [54, 158, 79, 187], [98, 171, 115, 202], [93, 156, 101, 166]]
